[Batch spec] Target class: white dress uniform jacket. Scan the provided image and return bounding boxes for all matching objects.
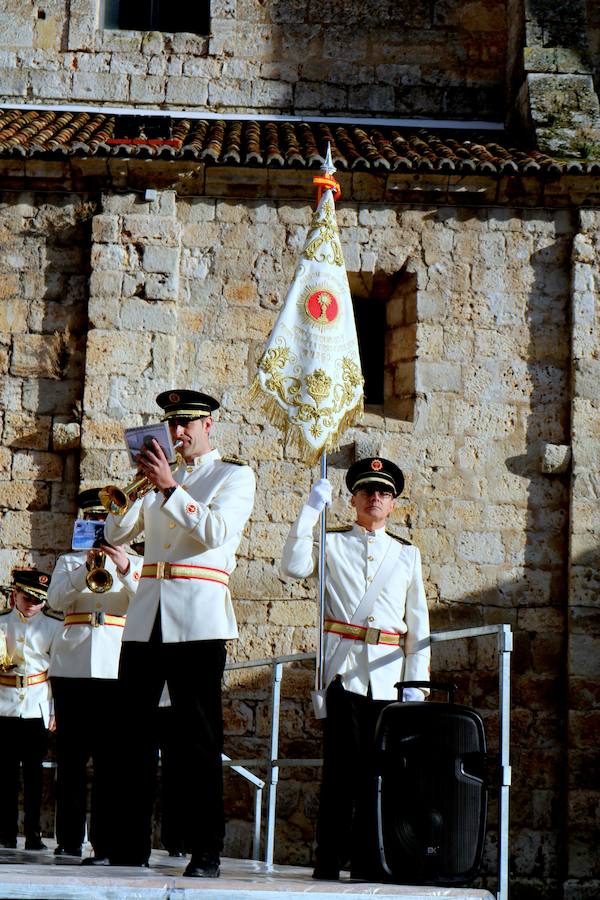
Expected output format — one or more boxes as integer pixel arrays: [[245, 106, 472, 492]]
[[281, 504, 430, 700], [0, 607, 61, 726], [104, 448, 256, 643], [48, 552, 142, 679]]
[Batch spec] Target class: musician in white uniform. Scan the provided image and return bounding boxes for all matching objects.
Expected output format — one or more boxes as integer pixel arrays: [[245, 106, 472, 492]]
[[48, 489, 142, 864], [281, 457, 430, 881], [104, 389, 256, 876], [0, 569, 61, 851]]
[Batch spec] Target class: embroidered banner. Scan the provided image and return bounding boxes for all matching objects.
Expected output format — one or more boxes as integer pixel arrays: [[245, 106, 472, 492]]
[[250, 187, 364, 464]]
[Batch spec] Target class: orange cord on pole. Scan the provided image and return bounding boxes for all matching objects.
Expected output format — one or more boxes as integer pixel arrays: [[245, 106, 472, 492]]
[[312, 174, 342, 206]]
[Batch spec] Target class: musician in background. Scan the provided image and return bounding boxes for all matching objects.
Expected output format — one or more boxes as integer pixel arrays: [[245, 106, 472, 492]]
[[104, 389, 256, 877], [0, 569, 61, 852], [48, 489, 142, 864]]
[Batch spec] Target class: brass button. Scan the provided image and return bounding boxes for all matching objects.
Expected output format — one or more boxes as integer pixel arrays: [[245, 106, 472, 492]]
[[368, 616, 375, 622], [367, 576, 373, 582], [169, 522, 176, 529], [368, 555, 374, 561], [368, 538, 374, 544], [17, 636, 24, 643], [96, 602, 102, 609], [186, 466, 194, 473], [18, 693, 25, 700], [163, 543, 171, 550]]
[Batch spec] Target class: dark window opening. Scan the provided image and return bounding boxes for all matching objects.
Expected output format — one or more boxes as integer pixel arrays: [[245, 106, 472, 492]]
[[349, 267, 417, 422], [353, 296, 385, 406], [104, 0, 210, 34]]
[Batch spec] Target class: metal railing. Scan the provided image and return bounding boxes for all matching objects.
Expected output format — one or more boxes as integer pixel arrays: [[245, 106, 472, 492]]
[[223, 623, 512, 900]]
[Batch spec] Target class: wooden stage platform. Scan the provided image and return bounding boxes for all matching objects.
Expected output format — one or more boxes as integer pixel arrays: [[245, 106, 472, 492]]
[[0, 842, 495, 900]]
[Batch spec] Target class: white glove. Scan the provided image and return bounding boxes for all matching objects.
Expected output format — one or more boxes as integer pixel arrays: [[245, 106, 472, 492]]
[[402, 687, 425, 702], [306, 478, 332, 512]]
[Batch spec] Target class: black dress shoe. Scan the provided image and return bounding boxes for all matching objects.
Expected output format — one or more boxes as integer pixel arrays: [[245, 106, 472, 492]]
[[183, 855, 220, 878], [312, 864, 340, 880], [81, 856, 110, 866], [25, 836, 47, 850], [54, 845, 82, 857], [0, 838, 17, 849]]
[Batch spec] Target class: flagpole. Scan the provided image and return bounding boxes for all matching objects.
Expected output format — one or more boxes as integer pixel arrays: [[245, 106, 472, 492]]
[[314, 144, 337, 695], [316, 449, 327, 691]]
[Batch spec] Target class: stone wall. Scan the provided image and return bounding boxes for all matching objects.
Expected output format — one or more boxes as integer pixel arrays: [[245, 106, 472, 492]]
[[0, 191, 95, 588], [0, 0, 507, 119], [565, 209, 600, 900], [0, 186, 588, 897]]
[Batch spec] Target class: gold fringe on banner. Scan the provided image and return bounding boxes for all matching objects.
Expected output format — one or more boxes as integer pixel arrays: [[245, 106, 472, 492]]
[[248, 376, 364, 466]]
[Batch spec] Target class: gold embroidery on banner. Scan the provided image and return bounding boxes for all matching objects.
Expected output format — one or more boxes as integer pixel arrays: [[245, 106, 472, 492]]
[[302, 198, 344, 267], [257, 340, 364, 441]]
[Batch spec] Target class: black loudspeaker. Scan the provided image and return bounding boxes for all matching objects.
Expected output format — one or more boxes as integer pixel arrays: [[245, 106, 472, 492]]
[[375, 682, 487, 886]]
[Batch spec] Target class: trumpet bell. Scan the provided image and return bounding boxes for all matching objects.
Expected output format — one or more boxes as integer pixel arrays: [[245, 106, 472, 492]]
[[85, 552, 114, 594], [85, 568, 114, 593], [99, 485, 130, 517]]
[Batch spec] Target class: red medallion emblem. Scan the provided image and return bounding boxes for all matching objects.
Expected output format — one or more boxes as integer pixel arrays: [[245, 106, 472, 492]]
[[39, 575, 48, 584], [186, 503, 197, 514], [371, 459, 383, 471], [169, 392, 180, 403], [305, 290, 339, 325]]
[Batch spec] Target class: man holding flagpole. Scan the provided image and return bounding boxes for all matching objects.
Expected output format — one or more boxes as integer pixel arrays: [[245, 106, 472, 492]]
[[281, 459, 430, 881], [251, 147, 430, 881]]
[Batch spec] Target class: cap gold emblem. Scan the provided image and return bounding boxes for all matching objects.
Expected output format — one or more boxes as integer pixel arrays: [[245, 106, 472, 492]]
[[39, 575, 49, 584], [169, 392, 180, 403], [371, 459, 383, 471]]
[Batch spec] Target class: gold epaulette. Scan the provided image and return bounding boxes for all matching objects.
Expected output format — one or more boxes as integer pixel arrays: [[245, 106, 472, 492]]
[[386, 530, 412, 545], [43, 607, 64, 621], [221, 455, 249, 466], [326, 525, 353, 533]]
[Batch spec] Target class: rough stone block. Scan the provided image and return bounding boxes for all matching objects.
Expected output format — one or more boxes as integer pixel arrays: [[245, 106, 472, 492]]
[[3, 411, 51, 450], [52, 421, 81, 451], [85, 329, 153, 376], [0, 297, 27, 331], [0, 482, 49, 511], [91, 215, 120, 244], [12, 451, 63, 482], [11, 335, 62, 379], [145, 273, 179, 301], [143, 244, 180, 274], [72, 72, 129, 102], [0, 510, 72, 549]]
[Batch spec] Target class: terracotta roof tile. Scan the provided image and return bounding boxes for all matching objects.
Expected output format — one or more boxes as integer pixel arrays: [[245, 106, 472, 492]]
[[0, 107, 597, 176]]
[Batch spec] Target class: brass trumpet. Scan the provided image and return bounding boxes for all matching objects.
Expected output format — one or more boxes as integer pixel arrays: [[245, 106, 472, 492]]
[[99, 440, 184, 517], [85, 551, 113, 594]]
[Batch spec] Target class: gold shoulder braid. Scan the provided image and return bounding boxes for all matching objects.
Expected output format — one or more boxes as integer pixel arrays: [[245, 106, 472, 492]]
[[326, 525, 353, 533], [221, 455, 249, 466], [43, 607, 64, 621], [386, 530, 412, 545]]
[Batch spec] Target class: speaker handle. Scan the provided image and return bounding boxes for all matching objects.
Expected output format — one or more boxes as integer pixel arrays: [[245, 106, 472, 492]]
[[394, 680, 458, 702]]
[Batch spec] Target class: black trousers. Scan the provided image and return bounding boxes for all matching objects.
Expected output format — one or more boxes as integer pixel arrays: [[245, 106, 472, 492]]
[[51, 677, 121, 855], [316, 678, 389, 875], [0, 715, 47, 842], [110, 615, 226, 864], [156, 705, 186, 853]]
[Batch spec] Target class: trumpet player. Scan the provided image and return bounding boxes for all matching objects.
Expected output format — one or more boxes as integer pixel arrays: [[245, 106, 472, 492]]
[[104, 389, 256, 876], [47, 489, 142, 865]]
